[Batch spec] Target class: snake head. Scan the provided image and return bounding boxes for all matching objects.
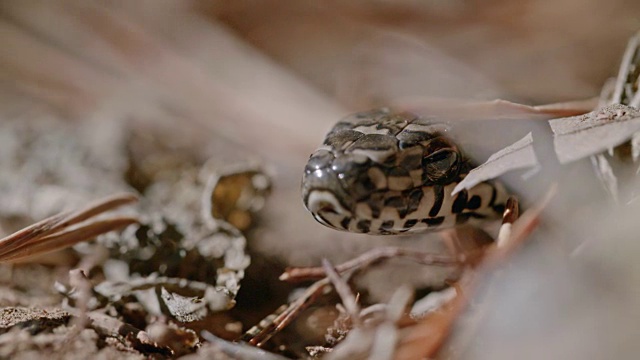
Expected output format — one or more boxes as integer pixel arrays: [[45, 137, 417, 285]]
[[302, 108, 474, 234]]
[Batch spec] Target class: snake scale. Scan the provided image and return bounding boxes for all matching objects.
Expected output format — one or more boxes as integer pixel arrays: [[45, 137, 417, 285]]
[[302, 108, 509, 235]]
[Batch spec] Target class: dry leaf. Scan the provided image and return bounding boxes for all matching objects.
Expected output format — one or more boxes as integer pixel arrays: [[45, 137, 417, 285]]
[[550, 104, 640, 164], [453, 133, 538, 195]]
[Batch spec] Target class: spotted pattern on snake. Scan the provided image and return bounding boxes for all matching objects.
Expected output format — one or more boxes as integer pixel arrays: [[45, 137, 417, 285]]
[[302, 108, 509, 235]]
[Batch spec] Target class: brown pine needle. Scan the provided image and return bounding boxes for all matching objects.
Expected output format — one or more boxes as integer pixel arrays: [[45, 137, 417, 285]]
[[0, 193, 139, 262]]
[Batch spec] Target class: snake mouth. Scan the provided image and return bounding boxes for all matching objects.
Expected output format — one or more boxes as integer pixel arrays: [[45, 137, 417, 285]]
[[305, 190, 354, 231]]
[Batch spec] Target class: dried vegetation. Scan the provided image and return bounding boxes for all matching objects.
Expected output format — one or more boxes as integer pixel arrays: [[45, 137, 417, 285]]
[[0, 1, 640, 359]]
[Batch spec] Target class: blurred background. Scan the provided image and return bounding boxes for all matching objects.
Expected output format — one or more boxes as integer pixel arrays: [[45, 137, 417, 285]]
[[1, 1, 640, 358], [2, 0, 639, 261]]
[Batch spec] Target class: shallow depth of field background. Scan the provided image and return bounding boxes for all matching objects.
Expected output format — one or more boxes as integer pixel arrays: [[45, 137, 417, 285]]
[[1, 1, 640, 359]]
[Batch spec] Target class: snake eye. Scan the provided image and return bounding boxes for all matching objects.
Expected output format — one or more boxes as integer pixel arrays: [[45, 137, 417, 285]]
[[423, 149, 459, 183]]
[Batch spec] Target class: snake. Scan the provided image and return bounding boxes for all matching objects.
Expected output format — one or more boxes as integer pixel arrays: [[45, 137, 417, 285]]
[[301, 108, 509, 235]]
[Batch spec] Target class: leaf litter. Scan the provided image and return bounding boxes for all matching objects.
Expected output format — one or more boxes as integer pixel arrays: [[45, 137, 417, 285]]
[[1, 15, 640, 360], [0, 116, 271, 358]]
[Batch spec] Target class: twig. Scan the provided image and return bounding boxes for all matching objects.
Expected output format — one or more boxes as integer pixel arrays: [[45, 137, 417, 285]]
[[280, 247, 461, 282], [250, 247, 463, 347], [322, 259, 360, 325], [243, 278, 332, 347], [87, 310, 172, 356]]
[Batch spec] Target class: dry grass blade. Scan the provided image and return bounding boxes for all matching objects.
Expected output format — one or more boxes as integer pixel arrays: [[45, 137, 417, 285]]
[[395, 98, 596, 121], [0, 193, 138, 262]]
